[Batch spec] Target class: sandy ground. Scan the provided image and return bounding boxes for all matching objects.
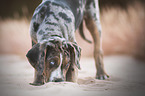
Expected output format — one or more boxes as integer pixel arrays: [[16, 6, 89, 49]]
[[0, 55, 145, 96]]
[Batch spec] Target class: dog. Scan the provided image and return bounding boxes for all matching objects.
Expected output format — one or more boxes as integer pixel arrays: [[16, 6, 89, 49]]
[[26, 0, 109, 86]]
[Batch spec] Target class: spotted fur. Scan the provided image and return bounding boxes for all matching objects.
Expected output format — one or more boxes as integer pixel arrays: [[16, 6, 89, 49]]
[[27, 0, 109, 86]]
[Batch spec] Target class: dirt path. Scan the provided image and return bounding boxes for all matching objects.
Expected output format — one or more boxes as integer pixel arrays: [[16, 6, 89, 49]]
[[0, 55, 145, 96]]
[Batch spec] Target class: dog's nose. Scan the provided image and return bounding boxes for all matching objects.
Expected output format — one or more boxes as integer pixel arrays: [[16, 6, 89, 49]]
[[53, 78, 64, 82]]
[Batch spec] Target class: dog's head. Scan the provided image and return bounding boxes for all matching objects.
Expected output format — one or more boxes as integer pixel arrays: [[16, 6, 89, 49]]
[[26, 38, 81, 82]]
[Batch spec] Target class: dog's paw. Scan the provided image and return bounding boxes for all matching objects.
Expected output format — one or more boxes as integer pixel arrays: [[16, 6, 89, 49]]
[[96, 74, 109, 80], [29, 82, 44, 86]]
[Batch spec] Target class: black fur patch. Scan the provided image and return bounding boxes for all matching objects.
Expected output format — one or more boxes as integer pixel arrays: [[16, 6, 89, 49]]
[[33, 22, 40, 32], [46, 12, 59, 21], [45, 21, 58, 26], [45, 28, 55, 31], [58, 12, 72, 23]]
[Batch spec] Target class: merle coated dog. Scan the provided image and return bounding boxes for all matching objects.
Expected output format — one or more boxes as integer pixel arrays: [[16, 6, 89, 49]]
[[26, 0, 109, 86]]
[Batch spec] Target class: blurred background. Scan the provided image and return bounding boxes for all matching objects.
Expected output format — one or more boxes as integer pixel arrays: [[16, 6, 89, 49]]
[[0, 0, 145, 60]]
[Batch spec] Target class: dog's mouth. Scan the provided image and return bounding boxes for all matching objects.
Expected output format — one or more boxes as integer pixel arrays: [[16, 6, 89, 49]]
[[51, 77, 64, 82]]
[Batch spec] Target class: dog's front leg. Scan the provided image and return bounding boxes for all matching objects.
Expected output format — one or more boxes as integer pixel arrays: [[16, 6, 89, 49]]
[[84, 0, 109, 80], [30, 69, 45, 86]]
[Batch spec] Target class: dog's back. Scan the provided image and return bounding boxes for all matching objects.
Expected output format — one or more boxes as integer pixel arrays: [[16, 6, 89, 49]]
[[43, 0, 85, 28], [30, 0, 86, 44]]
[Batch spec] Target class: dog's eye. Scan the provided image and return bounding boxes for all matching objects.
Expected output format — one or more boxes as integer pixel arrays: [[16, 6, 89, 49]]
[[49, 59, 58, 68], [49, 60, 57, 67], [47, 57, 59, 68], [50, 61, 55, 66]]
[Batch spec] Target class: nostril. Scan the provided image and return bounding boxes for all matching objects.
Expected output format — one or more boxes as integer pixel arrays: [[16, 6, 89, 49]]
[[53, 78, 64, 82]]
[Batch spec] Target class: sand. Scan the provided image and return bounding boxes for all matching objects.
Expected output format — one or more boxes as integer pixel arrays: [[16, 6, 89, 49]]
[[0, 55, 145, 96]]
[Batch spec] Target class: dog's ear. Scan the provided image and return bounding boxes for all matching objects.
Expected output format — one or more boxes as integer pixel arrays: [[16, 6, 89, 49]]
[[26, 43, 46, 71], [67, 43, 81, 69]]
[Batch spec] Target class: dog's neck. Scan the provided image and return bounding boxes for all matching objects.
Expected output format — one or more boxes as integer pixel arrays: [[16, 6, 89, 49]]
[[37, 32, 65, 44]]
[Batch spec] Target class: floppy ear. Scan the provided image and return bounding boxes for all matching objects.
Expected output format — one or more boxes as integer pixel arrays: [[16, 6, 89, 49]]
[[26, 43, 46, 71], [67, 43, 81, 69]]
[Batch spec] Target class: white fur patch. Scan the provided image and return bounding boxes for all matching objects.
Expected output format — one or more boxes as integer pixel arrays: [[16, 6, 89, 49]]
[[49, 53, 63, 82]]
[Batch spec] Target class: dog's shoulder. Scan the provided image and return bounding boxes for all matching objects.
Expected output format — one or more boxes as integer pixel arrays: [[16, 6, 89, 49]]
[[62, 0, 85, 29], [32, 1, 51, 20]]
